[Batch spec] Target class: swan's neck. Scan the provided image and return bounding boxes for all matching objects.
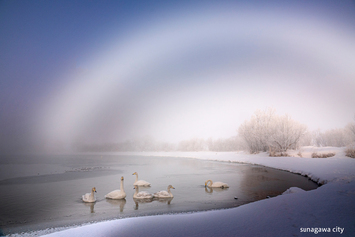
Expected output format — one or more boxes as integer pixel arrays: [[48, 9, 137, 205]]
[[135, 174, 138, 182], [90, 190, 95, 198], [120, 180, 125, 192], [134, 187, 139, 197], [206, 180, 213, 186], [167, 187, 172, 195]]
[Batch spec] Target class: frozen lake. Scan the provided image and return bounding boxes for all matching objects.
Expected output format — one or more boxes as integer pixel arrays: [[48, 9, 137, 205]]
[[0, 154, 319, 235]]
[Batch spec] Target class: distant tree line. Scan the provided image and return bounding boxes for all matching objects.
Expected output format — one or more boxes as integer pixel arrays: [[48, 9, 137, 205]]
[[73, 136, 176, 152], [238, 108, 355, 154], [177, 137, 244, 151], [72, 136, 244, 152], [313, 121, 355, 147], [72, 109, 355, 153]]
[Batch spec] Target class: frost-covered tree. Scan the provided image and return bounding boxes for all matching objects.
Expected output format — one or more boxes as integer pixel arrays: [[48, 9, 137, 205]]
[[345, 121, 355, 143], [238, 108, 276, 153], [313, 128, 351, 147], [269, 114, 307, 152], [299, 130, 313, 146], [238, 108, 307, 153]]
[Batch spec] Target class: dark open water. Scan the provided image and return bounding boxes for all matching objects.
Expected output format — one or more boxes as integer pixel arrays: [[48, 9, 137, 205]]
[[0, 153, 319, 235]]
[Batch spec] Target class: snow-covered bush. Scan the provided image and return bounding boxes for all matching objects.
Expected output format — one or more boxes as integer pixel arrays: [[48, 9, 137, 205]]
[[345, 121, 355, 143], [269, 114, 307, 152], [345, 143, 355, 158], [238, 108, 276, 153], [311, 152, 335, 158], [238, 108, 307, 154]]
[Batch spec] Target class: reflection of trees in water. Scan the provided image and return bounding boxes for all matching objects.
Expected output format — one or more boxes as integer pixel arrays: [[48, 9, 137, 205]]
[[106, 199, 126, 212], [239, 166, 283, 201], [83, 202, 95, 213]]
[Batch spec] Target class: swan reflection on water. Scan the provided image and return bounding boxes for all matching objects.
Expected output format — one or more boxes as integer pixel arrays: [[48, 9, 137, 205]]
[[83, 202, 96, 213], [205, 179, 229, 188], [153, 185, 175, 198], [154, 196, 174, 205], [133, 196, 174, 210], [133, 198, 153, 210], [205, 186, 229, 194], [106, 199, 126, 212]]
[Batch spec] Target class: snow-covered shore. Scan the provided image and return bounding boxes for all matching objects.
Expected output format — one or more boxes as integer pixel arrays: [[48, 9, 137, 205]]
[[24, 147, 355, 236]]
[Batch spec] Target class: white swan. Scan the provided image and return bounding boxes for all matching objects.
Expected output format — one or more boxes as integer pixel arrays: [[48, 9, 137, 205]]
[[153, 185, 175, 198], [132, 172, 151, 186], [105, 176, 126, 200], [205, 179, 229, 188], [82, 187, 97, 203], [133, 185, 153, 199]]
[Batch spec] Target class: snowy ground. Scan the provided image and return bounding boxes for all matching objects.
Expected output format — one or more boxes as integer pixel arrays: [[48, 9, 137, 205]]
[[13, 147, 355, 237]]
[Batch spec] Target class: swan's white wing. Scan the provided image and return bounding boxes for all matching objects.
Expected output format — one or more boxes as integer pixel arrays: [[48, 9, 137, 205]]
[[82, 193, 90, 201], [82, 193, 96, 202], [153, 190, 170, 197], [137, 191, 152, 198], [212, 182, 229, 188], [105, 189, 126, 199], [134, 180, 151, 186]]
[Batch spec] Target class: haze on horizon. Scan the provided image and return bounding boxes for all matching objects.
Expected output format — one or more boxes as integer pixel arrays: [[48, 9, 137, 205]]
[[1, 0, 355, 153]]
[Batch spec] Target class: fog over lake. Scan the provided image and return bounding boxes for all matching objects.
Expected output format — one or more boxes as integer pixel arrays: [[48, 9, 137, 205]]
[[1, 1, 354, 153]]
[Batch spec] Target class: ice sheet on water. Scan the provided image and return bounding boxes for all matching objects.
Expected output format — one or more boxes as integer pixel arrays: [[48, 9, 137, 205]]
[[65, 166, 108, 172], [0, 164, 67, 181]]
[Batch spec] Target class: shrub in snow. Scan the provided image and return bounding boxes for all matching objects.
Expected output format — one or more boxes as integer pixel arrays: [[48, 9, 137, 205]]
[[269, 147, 289, 157], [238, 108, 307, 154], [345, 143, 355, 158], [311, 152, 335, 158]]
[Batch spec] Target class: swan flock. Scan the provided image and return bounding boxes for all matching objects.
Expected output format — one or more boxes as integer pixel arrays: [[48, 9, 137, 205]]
[[82, 172, 229, 205]]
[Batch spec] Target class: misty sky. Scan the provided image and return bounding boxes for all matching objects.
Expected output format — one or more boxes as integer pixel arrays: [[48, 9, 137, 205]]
[[1, 0, 355, 153]]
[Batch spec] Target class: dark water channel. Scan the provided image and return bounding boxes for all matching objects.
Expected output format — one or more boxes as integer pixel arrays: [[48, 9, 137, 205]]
[[0, 154, 319, 235]]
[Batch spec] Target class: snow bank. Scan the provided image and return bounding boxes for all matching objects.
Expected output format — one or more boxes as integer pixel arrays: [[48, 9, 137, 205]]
[[34, 147, 355, 236], [130, 147, 354, 184], [282, 187, 305, 195]]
